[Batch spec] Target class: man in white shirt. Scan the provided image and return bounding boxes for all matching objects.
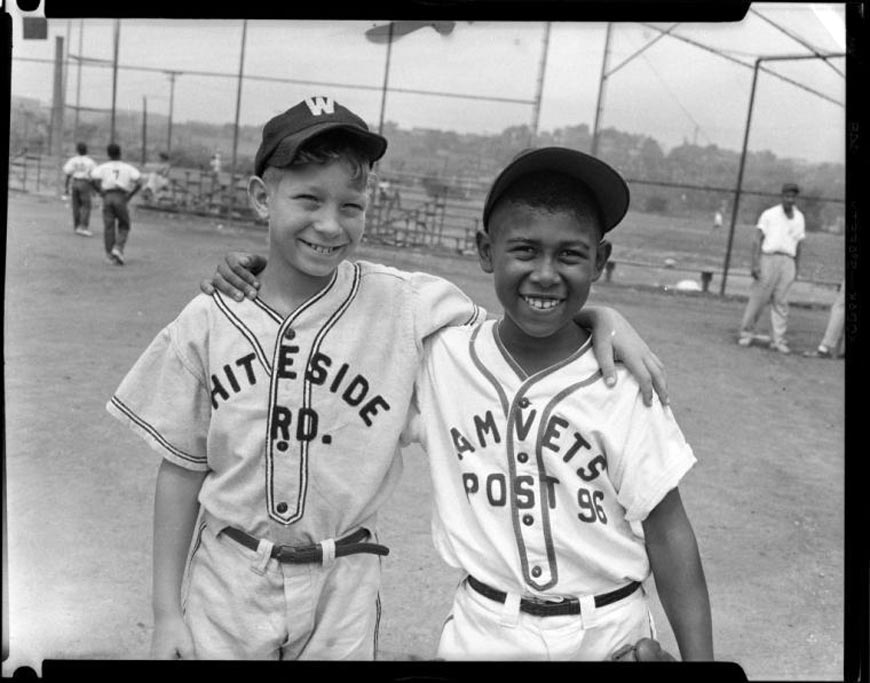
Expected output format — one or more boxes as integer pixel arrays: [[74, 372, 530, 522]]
[[737, 183, 806, 354], [62, 142, 98, 237], [91, 143, 142, 265]]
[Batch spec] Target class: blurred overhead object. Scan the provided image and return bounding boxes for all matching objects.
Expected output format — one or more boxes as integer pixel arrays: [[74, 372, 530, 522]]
[[365, 21, 457, 43]]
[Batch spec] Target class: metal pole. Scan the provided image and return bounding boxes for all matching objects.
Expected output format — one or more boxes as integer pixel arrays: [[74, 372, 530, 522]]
[[74, 19, 83, 142], [142, 96, 147, 165], [167, 72, 177, 156], [377, 22, 394, 137], [720, 58, 761, 296], [591, 23, 613, 156], [49, 36, 64, 158], [229, 20, 248, 223], [110, 19, 120, 142], [529, 22, 551, 147]]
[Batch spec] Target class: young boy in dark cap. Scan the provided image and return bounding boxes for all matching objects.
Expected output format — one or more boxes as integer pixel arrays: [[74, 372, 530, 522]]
[[110, 96, 667, 661], [403, 148, 714, 661]]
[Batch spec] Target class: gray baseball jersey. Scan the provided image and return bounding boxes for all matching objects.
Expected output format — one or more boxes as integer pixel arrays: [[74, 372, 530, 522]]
[[406, 319, 696, 597], [107, 260, 485, 546]]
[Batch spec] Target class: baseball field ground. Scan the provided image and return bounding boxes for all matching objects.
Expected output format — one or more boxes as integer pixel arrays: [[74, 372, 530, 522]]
[[2, 192, 845, 679]]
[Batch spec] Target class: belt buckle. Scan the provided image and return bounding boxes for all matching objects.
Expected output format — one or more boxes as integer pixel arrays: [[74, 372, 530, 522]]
[[274, 545, 301, 563], [275, 543, 320, 564], [525, 594, 572, 608]]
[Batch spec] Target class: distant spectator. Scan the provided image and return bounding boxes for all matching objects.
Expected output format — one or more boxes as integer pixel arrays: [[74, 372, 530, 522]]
[[803, 280, 845, 359], [62, 142, 98, 237], [90, 143, 143, 266], [712, 201, 725, 230], [737, 183, 805, 354], [143, 152, 171, 202], [209, 151, 223, 176]]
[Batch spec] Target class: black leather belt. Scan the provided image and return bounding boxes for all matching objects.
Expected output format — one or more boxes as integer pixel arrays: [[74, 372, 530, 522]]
[[467, 575, 641, 617], [222, 526, 389, 564]]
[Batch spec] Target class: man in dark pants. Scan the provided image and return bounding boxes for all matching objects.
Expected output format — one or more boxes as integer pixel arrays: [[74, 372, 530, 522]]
[[90, 143, 143, 265], [62, 142, 97, 236]]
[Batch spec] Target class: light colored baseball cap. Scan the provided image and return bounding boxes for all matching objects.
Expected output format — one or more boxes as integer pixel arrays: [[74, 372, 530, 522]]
[[483, 147, 630, 233]]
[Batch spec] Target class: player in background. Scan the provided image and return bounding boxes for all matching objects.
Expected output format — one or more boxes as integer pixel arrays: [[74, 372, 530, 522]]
[[91, 143, 143, 266], [737, 183, 805, 354], [803, 278, 845, 359], [62, 142, 97, 237], [402, 148, 713, 661]]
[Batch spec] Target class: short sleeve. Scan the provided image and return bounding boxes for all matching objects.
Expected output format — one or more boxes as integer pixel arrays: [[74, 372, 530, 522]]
[[130, 165, 142, 181], [399, 384, 423, 448], [796, 212, 806, 241], [756, 208, 769, 234], [106, 321, 211, 471], [62, 158, 74, 175], [609, 392, 696, 522], [90, 165, 101, 180], [411, 271, 486, 346]]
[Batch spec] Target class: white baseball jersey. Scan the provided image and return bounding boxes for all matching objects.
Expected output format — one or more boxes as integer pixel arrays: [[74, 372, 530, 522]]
[[405, 319, 696, 598], [757, 204, 805, 257], [91, 160, 142, 192], [107, 260, 484, 546], [63, 154, 97, 179]]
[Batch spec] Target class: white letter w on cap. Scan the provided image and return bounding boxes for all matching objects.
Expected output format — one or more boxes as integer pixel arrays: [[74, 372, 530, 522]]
[[304, 96, 335, 116]]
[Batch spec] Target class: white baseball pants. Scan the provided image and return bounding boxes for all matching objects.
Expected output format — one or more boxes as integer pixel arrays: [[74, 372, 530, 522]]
[[437, 577, 655, 661], [180, 519, 383, 660]]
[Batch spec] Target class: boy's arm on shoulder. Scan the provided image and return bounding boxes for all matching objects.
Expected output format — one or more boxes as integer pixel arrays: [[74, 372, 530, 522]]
[[577, 305, 668, 407], [200, 252, 268, 301], [642, 488, 714, 661], [411, 271, 486, 343]]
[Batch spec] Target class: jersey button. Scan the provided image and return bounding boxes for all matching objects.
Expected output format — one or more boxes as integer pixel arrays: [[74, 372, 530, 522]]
[[276, 441, 288, 452], [519, 398, 530, 409], [531, 566, 542, 578], [522, 514, 534, 526], [517, 452, 528, 463], [276, 502, 288, 513], [283, 327, 296, 339]]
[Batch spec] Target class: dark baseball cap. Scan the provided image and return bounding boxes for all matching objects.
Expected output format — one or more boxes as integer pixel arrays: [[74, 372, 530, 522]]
[[781, 182, 800, 195], [483, 147, 630, 233], [254, 96, 388, 177]]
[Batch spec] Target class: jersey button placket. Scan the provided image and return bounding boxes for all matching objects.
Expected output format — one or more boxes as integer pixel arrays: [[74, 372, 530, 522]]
[[513, 392, 551, 588], [269, 322, 303, 523]]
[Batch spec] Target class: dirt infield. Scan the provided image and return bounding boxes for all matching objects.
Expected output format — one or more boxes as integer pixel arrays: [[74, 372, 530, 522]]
[[3, 193, 845, 679]]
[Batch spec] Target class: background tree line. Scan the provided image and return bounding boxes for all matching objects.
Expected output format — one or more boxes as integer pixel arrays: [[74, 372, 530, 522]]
[[9, 96, 845, 232]]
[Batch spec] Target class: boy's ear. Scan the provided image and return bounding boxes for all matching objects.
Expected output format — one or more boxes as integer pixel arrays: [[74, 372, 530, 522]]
[[476, 229, 494, 274], [248, 176, 270, 219], [592, 239, 613, 282]]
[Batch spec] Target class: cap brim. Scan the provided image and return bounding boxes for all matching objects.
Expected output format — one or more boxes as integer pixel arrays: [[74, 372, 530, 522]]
[[483, 147, 630, 233], [257, 122, 387, 176]]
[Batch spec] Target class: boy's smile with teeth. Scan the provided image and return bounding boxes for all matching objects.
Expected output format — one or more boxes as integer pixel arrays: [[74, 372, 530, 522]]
[[522, 295, 563, 311], [300, 239, 343, 255]]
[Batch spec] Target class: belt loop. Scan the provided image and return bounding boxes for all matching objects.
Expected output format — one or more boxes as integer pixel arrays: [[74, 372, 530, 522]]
[[320, 538, 337, 568], [251, 538, 274, 575], [578, 595, 596, 628], [498, 591, 521, 628]]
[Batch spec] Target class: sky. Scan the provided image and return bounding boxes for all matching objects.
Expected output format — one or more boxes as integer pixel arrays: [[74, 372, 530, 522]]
[[7, 3, 848, 164]]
